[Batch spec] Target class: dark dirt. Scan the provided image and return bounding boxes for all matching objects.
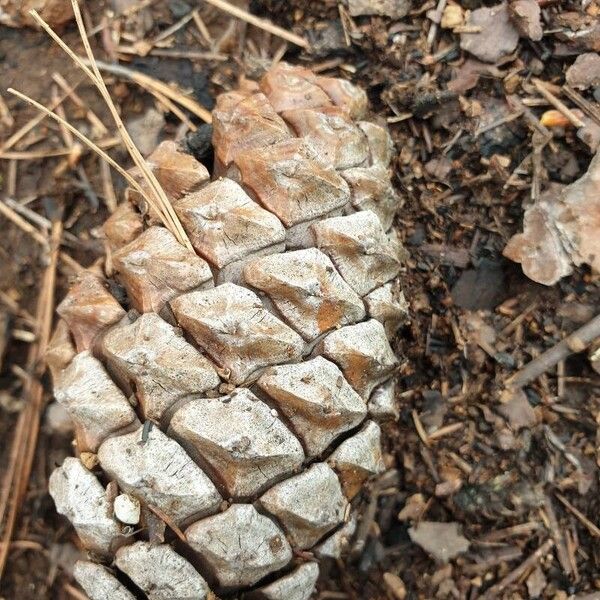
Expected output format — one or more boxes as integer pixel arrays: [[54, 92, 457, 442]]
[[1, 1, 599, 599]]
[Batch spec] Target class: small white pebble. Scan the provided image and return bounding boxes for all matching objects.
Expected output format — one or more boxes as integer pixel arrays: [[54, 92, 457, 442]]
[[114, 494, 141, 525], [270, 408, 278, 417]]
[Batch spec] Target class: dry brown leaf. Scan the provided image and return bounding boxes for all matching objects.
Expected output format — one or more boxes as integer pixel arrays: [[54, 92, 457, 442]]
[[504, 151, 600, 285], [408, 521, 470, 563]]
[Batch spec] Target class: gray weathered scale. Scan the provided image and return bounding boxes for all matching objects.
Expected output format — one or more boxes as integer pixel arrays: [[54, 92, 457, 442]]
[[46, 62, 408, 599]]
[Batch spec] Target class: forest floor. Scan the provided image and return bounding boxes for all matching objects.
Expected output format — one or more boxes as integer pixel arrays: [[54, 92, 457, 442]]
[[0, 1, 599, 599]]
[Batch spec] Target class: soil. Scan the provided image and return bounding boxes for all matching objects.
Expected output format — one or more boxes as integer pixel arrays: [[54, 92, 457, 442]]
[[0, 1, 599, 599]]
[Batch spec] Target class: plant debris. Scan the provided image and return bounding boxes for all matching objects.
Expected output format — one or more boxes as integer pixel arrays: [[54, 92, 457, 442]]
[[408, 521, 470, 563]]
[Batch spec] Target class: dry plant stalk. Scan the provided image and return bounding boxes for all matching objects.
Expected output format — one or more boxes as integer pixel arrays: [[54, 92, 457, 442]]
[[9, 2, 192, 251], [0, 216, 62, 581], [44, 56, 410, 598]]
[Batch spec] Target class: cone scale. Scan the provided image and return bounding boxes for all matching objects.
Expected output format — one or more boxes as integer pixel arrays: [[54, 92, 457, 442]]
[[48, 63, 408, 599]]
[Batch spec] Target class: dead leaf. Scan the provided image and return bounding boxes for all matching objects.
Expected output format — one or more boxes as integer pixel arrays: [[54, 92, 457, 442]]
[[566, 53, 600, 90], [504, 150, 600, 285], [398, 493, 427, 521], [460, 3, 519, 64], [509, 0, 543, 42], [526, 566, 547, 598], [409, 521, 470, 562], [498, 388, 537, 430]]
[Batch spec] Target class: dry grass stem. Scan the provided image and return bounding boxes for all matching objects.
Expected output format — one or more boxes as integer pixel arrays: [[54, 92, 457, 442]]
[[0, 87, 75, 155], [201, 0, 310, 49], [7, 89, 151, 198], [0, 200, 48, 247], [27, 4, 193, 251], [532, 79, 584, 128], [51, 72, 108, 136], [0, 217, 62, 581]]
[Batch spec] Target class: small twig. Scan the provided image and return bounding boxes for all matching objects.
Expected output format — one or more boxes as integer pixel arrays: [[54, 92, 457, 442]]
[[192, 10, 214, 46], [426, 0, 447, 51], [484, 538, 554, 598], [555, 493, 600, 538], [427, 422, 464, 441], [411, 410, 430, 447], [0, 87, 75, 155], [0, 200, 48, 247], [532, 79, 584, 128], [0, 214, 62, 581], [543, 496, 572, 576], [474, 110, 524, 138], [506, 314, 600, 388], [51, 72, 108, 136], [200, 0, 310, 49], [562, 85, 600, 128]]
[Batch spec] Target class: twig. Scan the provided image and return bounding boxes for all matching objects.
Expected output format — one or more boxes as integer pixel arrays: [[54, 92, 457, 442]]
[[484, 538, 554, 598], [426, 0, 447, 51], [506, 314, 600, 388], [543, 496, 572, 576], [0, 214, 62, 582], [555, 493, 600, 538], [532, 79, 584, 128], [200, 0, 310, 49], [0, 200, 49, 247], [100, 160, 117, 213], [51, 72, 108, 136], [427, 422, 464, 441], [411, 410, 430, 447], [0, 87, 75, 155], [562, 85, 600, 128]]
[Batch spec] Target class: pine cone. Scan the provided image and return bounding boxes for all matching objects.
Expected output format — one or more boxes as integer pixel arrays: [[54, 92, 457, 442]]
[[48, 62, 408, 599]]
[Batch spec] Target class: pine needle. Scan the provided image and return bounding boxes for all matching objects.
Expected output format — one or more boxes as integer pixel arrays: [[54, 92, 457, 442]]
[[26, 5, 193, 251]]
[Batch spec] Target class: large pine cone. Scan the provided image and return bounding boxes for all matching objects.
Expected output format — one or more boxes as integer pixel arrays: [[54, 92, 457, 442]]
[[47, 63, 408, 599]]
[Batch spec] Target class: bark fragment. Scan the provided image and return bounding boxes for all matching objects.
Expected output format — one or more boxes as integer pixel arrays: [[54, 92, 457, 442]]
[[169, 389, 305, 498], [460, 3, 519, 63], [504, 152, 600, 285], [257, 356, 367, 457]]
